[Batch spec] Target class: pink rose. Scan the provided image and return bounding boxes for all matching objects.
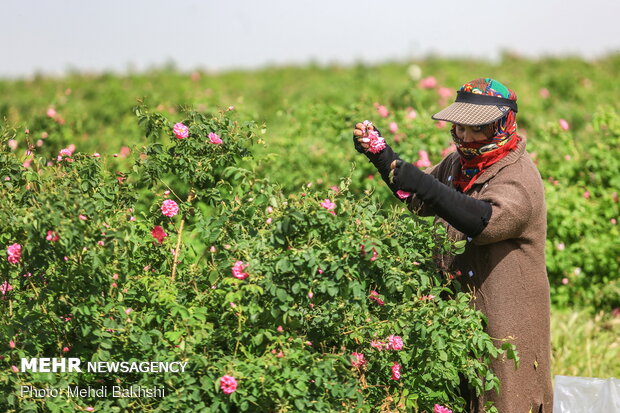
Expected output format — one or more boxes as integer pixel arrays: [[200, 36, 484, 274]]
[[559, 119, 570, 131], [46, 230, 60, 242], [208, 132, 223, 144], [369, 290, 385, 306], [351, 352, 366, 368], [173, 123, 189, 139], [7, 243, 21, 264], [396, 190, 412, 199], [151, 226, 168, 244], [419, 76, 437, 89], [388, 122, 398, 134], [364, 129, 386, 154], [320, 199, 336, 215], [414, 150, 432, 168], [434, 404, 453, 413], [387, 335, 403, 351], [437, 86, 453, 98], [161, 199, 179, 217], [391, 362, 401, 380], [232, 261, 249, 280], [370, 340, 386, 351], [220, 375, 238, 394], [375, 104, 389, 118]]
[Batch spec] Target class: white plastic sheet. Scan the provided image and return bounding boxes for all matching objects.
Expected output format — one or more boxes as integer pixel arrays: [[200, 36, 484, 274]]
[[553, 375, 620, 413]]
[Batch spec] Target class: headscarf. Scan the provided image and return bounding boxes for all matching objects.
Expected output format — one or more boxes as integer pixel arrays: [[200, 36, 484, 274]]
[[450, 78, 521, 192]]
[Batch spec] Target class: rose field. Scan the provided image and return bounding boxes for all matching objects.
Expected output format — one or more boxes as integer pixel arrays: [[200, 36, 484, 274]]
[[0, 54, 619, 412]]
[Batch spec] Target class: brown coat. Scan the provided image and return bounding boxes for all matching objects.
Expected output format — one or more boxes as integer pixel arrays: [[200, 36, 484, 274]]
[[408, 136, 553, 412]]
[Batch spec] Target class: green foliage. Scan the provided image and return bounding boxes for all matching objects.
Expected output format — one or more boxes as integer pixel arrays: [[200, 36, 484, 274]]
[[0, 106, 508, 412], [0, 54, 619, 411]]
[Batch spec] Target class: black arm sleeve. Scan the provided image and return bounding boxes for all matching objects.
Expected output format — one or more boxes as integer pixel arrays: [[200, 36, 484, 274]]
[[393, 162, 492, 237], [353, 134, 404, 200]]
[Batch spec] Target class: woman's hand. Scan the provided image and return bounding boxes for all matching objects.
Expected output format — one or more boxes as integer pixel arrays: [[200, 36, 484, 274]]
[[390, 159, 418, 191], [353, 122, 375, 152]]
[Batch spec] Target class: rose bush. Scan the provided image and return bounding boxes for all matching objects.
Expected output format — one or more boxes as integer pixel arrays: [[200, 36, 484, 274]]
[[0, 106, 514, 412]]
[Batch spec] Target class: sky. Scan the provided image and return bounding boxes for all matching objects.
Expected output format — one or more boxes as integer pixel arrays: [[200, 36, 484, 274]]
[[2, 0, 620, 78]]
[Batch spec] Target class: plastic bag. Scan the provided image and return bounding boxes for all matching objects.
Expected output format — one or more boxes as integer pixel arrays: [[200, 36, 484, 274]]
[[553, 375, 620, 413]]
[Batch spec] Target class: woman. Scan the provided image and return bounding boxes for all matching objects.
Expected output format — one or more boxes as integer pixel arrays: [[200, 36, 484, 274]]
[[353, 78, 553, 412]]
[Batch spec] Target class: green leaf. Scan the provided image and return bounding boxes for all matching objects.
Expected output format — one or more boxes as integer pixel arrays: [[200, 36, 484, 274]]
[[276, 288, 289, 302]]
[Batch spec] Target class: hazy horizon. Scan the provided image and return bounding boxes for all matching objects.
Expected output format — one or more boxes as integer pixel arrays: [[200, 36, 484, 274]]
[[3, 0, 619, 79]]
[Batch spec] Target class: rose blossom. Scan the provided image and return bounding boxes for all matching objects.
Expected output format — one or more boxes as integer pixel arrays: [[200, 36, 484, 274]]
[[396, 190, 412, 199], [437, 86, 453, 98], [387, 335, 403, 351], [366, 129, 386, 154], [220, 375, 238, 394], [173, 123, 189, 139], [208, 132, 223, 144], [161, 199, 179, 217], [1, 281, 14, 294], [151, 226, 168, 244], [369, 290, 385, 306], [559, 119, 570, 131], [370, 340, 386, 351], [7, 243, 21, 264], [414, 150, 432, 168], [351, 352, 366, 368], [434, 404, 453, 413], [320, 199, 336, 216], [419, 76, 437, 89], [46, 230, 60, 242], [375, 104, 389, 118], [391, 362, 401, 380], [232, 261, 249, 280]]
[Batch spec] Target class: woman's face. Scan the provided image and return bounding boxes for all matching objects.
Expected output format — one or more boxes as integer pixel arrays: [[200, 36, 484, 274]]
[[454, 123, 494, 143]]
